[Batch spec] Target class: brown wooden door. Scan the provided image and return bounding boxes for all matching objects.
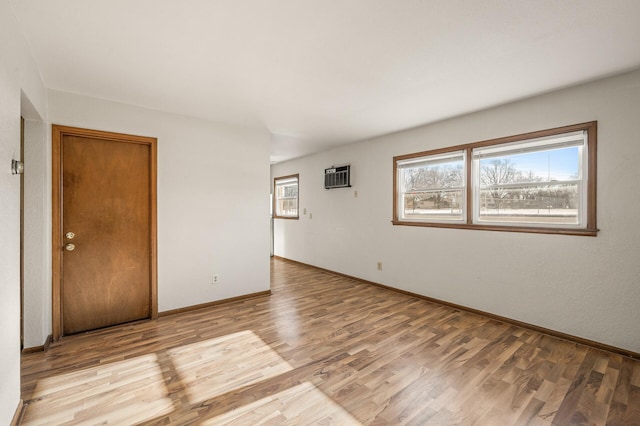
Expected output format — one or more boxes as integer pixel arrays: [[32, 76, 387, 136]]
[[53, 126, 157, 336]]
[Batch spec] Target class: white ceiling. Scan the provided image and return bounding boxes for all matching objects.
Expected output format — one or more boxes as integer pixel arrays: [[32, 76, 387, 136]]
[[10, 0, 640, 163]]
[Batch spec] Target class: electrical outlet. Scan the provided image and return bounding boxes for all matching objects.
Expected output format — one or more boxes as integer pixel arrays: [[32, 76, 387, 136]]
[[213, 274, 219, 284], [377, 262, 382, 271], [309, 213, 313, 219], [354, 190, 358, 198], [303, 208, 307, 215]]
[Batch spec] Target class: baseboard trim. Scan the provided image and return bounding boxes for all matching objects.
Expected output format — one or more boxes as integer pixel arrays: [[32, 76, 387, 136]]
[[21, 294, 274, 348], [21, 334, 53, 354], [158, 290, 272, 317], [11, 399, 24, 426], [274, 256, 640, 360]]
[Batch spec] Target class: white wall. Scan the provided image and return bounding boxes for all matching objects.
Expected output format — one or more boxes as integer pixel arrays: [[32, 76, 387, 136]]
[[2, 7, 270, 420], [0, 0, 48, 422], [48, 91, 271, 312], [22, 92, 50, 349], [272, 68, 640, 354]]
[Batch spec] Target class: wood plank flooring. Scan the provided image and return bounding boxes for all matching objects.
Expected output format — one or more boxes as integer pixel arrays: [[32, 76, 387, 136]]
[[20, 257, 640, 425]]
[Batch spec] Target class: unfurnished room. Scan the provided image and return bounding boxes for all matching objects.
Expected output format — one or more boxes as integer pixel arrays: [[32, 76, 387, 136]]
[[1, 1, 640, 425]]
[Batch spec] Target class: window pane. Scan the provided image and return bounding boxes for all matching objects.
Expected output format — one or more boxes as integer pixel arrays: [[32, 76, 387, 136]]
[[478, 183, 579, 224], [399, 152, 465, 221], [475, 145, 583, 225], [479, 146, 579, 184], [403, 189, 464, 220]]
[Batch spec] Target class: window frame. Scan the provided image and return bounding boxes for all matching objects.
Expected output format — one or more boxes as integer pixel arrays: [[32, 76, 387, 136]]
[[392, 122, 597, 236], [396, 150, 467, 224], [273, 174, 300, 220]]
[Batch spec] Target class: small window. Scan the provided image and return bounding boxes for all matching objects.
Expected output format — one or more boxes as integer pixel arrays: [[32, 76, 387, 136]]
[[393, 122, 597, 236], [274, 174, 299, 219]]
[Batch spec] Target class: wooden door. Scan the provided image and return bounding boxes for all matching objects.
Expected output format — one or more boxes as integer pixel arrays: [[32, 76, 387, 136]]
[[53, 125, 157, 337]]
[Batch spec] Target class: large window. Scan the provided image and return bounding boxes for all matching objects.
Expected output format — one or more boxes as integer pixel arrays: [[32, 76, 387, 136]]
[[393, 122, 597, 236], [274, 174, 299, 219]]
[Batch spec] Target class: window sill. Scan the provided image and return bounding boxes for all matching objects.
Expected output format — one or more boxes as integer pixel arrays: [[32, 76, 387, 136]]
[[391, 220, 598, 236]]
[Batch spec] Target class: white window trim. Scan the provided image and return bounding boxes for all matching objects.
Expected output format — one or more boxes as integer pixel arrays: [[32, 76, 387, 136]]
[[471, 130, 588, 229], [396, 150, 467, 224]]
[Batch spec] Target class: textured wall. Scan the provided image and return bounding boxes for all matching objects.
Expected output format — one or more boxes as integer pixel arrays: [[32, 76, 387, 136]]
[[272, 69, 640, 353], [0, 0, 48, 422], [48, 91, 271, 312]]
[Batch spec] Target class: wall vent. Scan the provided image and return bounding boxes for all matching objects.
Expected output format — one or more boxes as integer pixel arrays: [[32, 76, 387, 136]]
[[324, 165, 351, 189]]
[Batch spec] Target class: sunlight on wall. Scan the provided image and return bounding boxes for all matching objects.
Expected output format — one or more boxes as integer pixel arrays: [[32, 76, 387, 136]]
[[22, 354, 173, 425], [167, 330, 293, 404], [201, 381, 362, 425]]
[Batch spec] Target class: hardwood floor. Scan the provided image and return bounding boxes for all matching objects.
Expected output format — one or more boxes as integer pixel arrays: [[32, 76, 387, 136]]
[[20, 257, 640, 425]]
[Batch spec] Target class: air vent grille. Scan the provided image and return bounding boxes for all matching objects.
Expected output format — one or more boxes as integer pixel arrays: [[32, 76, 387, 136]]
[[324, 165, 351, 189]]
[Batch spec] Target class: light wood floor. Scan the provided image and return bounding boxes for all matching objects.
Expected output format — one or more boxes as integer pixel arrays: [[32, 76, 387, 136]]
[[20, 257, 640, 425]]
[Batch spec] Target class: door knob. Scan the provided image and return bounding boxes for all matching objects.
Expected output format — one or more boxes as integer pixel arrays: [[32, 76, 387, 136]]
[[65, 231, 75, 239], [65, 243, 76, 251]]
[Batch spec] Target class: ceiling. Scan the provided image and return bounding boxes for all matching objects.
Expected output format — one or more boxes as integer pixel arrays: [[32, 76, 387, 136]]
[[10, 1, 640, 163]]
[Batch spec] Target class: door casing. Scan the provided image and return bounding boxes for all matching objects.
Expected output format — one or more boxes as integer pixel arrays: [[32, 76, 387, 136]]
[[52, 125, 158, 340], [20, 117, 25, 349]]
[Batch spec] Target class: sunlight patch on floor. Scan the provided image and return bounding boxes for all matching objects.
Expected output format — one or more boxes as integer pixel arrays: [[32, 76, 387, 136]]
[[201, 381, 362, 425], [21, 353, 173, 425], [167, 330, 293, 405]]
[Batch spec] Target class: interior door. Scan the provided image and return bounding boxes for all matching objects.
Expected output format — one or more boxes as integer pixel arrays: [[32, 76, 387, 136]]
[[53, 125, 157, 336]]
